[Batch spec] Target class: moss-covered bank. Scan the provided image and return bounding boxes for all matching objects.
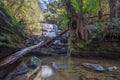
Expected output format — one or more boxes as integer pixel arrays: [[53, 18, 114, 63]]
[[0, 0, 26, 57], [68, 26, 120, 59]]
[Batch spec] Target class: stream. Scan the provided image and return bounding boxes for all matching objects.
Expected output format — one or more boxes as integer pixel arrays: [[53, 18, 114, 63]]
[[11, 54, 120, 80]]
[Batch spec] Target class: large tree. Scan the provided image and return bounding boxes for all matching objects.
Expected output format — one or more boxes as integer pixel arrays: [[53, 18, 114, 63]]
[[109, 0, 120, 19], [64, 0, 99, 41], [116, 0, 120, 18]]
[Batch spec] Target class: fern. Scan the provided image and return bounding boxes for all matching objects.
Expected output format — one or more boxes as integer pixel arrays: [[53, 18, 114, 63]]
[[58, 11, 69, 30], [71, 0, 99, 15]]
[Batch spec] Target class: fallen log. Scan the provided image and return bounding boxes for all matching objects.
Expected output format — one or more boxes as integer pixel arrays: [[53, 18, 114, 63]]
[[0, 29, 68, 68], [0, 41, 43, 69]]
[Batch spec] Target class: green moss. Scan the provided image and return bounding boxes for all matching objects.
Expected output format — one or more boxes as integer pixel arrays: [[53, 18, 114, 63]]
[[32, 26, 42, 32], [68, 30, 92, 55], [2, 33, 12, 43], [0, 1, 26, 48], [76, 40, 92, 48], [76, 43, 84, 48], [68, 30, 77, 53], [70, 49, 80, 55], [0, 42, 19, 48]]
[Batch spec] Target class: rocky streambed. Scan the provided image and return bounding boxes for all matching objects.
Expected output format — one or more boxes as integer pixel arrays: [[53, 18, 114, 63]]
[[5, 55, 120, 80]]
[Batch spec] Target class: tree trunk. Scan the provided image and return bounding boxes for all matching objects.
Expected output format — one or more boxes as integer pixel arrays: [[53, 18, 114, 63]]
[[109, 0, 117, 19], [64, 0, 88, 41], [116, 0, 120, 18], [98, 0, 103, 20], [76, 14, 88, 41], [109, 0, 120, 18]]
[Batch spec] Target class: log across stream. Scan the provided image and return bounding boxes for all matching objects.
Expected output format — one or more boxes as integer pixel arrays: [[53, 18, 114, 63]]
[[0, 29, 68, 79]]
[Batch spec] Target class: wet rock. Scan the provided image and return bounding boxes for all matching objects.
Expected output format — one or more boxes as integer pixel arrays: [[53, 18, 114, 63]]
[[53, 40, 61, 45], [4, 72, 15, 80], [62, 32, 68, 38], [82, 63, 105, 72], [15, 62, 29, 75], [108, 66, 118, 72], [61, 32, 68, 42], [41, 24, 59, 33], [61, 47, 68, 51], [25, 35, 42, 47], [33, 41, 39, 45], [40, 23, 60, 38], [4, 62, 29, 80], [45, 31, 57, 37], [51, 62, 67, 69], [24, 56, 42, 69], [12, 57, 41, 80]]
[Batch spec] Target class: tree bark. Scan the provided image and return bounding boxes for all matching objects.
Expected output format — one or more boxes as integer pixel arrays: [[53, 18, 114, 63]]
[[109, 0, 120, 18], [0, 41, 43, 69], [64, 0, 88, 41], [98, 0, 103, 20], [116, 0, 120, 18], [109, 0, 117, 19]]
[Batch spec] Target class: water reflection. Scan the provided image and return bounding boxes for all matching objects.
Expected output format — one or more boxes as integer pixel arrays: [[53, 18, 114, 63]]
[[39, 56, 120, 80], [13, 55, 120, 80]]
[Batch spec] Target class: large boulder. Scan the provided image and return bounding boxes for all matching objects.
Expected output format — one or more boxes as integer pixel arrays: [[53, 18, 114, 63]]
[[24, 56, 42, 69]]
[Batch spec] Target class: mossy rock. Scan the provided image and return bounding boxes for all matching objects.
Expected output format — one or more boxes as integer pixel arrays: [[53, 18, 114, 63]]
[[70, 41, 120, 58], [68, 30, 120, 58]]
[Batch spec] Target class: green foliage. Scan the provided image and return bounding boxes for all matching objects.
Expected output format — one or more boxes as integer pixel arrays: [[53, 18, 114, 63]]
[[68, 31, 76, 53], [0, 42, 19, 47], [71, 0, 99, 15], [44, 0, 68, 29], [83, 0, 99, 15], [0, 33, 21, 47], [2, 33, 12, 43], [32, 26, 42, 32], [71, 0, 83, 13], [3, 0, 42, 32], [58, 11, 69, 30], [101, 0, 109, 14], [0, 0, 26, 47]]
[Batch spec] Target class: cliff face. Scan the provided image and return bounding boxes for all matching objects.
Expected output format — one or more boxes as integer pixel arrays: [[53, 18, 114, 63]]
[[0, 1, 26, 58], [69, 38, 120, 59]]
